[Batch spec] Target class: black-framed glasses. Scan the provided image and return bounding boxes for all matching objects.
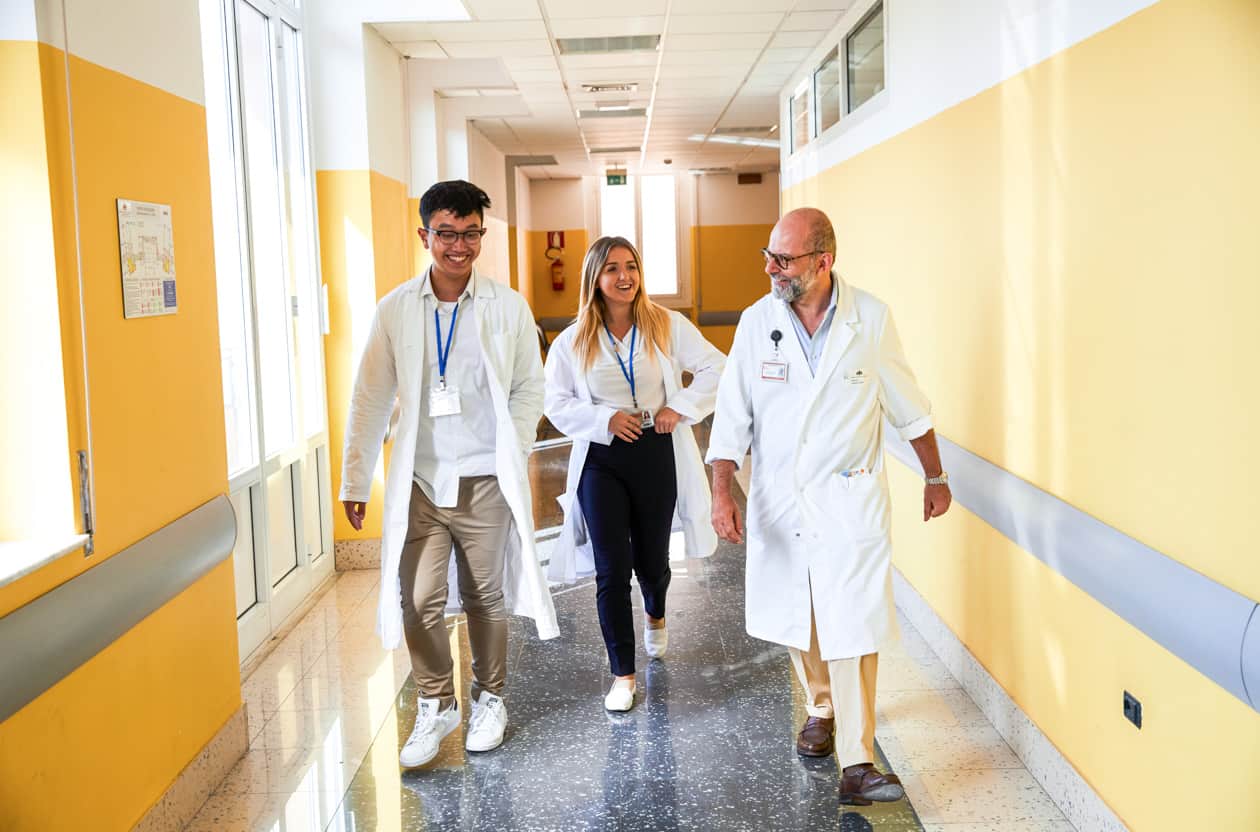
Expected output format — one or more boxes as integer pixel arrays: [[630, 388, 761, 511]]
[[424, 227, 488, 244], [760, 247, 823, 269]]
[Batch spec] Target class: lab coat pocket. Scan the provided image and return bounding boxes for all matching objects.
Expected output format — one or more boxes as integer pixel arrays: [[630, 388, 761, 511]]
[[828, 471, 890, 541]]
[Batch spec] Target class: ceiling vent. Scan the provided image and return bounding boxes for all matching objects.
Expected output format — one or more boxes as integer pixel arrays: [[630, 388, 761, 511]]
[[581, 82, 640, 94], [557, 35, 660, 55], [507, 155, 558, 166], [578, 108, 648, 119], [590, 146, 642, 154], [687, 166, 734, 174], [713, 125, 775, 135]]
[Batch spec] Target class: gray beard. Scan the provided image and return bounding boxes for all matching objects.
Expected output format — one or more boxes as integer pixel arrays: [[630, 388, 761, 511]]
[[771, 278, 806, 302]]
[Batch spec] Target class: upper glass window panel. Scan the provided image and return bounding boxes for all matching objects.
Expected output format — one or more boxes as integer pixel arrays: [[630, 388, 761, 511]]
[[847, 2, 885, 114], [790, 83, 811, 153], [814, 47, 841, 134]]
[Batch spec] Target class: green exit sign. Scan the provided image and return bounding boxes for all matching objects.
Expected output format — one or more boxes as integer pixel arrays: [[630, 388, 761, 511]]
[[606, 172, 627, 185]]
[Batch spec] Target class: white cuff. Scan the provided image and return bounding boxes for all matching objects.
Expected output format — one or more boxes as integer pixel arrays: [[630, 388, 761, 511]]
[[895, 414, 934, 441]]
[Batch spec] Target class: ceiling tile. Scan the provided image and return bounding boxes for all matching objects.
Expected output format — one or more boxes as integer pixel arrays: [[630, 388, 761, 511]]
[[671, 0, 793, 11], [464, 0, 543, 19], [760, 47, 811, 63], [503, 55, 558, 70], [543, 0, 668, 18], [770, 30, 826, 48], [783, 11, 844, 30], [665, 32, 768, 51], [442, 39, 554, 58], [376, 20, 549, 41], [548, 17, 665, 38], [661, 49, 759, 67], [667, 13, 785, 34], [560, 52, 660, 69]]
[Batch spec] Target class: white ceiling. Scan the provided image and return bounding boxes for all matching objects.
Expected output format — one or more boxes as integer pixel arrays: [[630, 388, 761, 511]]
[[370, 0, 851, 178]]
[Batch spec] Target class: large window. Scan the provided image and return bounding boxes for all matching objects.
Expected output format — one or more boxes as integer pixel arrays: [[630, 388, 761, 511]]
[[598, 175, 681, 300], [790, 80, 811, 153], [847, 2, 885, 114], [201, 0, 331, 660]]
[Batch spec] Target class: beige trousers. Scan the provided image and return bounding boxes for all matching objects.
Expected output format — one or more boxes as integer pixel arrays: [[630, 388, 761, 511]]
[[787, 604, 879, 769], [399, 477, 511, 709]]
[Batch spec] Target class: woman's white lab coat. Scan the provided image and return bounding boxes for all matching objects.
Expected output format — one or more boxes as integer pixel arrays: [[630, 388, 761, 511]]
[[339, 270, 559, 648], [705, 277, 933, 660], [544, 310, 726, 582]]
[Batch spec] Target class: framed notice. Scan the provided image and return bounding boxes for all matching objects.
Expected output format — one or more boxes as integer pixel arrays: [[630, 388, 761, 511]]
[[117, 199, 177, 318]]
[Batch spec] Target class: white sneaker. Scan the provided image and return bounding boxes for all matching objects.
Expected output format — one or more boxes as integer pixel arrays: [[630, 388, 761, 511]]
[[400, 697, 460, 769], [604, 677, 636, 712], [644, 624, 668, 658], [465, 691, 507, 752]]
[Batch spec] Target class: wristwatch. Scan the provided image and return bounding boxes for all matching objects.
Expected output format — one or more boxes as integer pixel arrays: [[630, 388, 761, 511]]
[[925, 472, 949, 486]]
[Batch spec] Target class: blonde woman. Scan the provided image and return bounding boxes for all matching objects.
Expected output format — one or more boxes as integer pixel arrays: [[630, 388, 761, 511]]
[[544, 236, 725, 711]]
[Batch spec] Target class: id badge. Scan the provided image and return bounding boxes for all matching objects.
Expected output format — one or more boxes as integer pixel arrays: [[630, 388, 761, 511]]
[[760, 360, 788, 383], [429, 385, 461, 417], [639, 409, 655, 429]]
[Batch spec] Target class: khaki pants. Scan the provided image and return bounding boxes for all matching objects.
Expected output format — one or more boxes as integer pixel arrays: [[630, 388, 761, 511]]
[[399, 477, 511, 709], [788, 604, 879, 770]]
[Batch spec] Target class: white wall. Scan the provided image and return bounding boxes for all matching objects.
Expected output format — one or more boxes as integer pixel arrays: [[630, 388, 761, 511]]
[[530, 178, 586, 230], [466, 125, 508, 284], [780, 0, 1159, 188], [696, 172, 780, 226], [20, 0, 206, 104], [363, 25, 408, 185]]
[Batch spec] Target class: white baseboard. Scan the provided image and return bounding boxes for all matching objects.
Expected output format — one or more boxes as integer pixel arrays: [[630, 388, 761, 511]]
[[893, 569, 1129, 832]]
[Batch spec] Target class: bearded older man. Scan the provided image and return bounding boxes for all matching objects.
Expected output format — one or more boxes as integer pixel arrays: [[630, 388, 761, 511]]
[[706, 207, 951, 805]]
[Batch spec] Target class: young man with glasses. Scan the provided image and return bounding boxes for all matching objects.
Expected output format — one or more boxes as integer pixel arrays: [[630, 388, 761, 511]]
[[340, 180, 558, 770], [707, 207, 951, 806]]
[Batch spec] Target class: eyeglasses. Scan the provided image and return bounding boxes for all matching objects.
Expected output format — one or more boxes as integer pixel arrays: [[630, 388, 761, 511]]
[[760, 248, 823, 269], [424, 227, 488, 245]]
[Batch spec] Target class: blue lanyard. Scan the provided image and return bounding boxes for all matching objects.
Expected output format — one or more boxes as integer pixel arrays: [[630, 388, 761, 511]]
[[434, 301, 459, 386], [604, 323, 638, 409]]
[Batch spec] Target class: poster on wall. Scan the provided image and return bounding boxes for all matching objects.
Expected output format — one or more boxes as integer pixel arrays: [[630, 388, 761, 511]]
[[116, 199, 177, 318]]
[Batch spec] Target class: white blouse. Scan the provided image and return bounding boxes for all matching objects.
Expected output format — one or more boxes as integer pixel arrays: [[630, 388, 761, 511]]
[[585, 325, 667, 415]]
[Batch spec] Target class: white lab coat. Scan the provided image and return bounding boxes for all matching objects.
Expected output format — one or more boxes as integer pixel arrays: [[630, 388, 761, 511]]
[[544, 310, 726, 582], [706, 277, 933, 660], [340, 269, 559, 648]]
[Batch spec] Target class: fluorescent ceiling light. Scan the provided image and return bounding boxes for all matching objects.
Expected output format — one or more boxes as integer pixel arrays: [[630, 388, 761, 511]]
[[687, 134, 779, 149]]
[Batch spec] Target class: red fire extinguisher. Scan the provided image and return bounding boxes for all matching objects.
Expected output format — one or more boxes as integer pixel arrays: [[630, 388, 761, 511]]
[[550, 258, 565, 291]]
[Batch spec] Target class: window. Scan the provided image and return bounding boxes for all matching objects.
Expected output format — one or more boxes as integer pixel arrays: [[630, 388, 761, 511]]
[[598, 175, 681, 300], [790, 80, 811, 153], [847, 2, 885, 114], [200, 0, 332, 659], [814, 47, 841, 134]]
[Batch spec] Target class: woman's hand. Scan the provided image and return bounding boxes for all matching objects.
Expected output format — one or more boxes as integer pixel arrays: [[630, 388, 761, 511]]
[[608, 411, 644, 443], [653, 406, 682, 434]]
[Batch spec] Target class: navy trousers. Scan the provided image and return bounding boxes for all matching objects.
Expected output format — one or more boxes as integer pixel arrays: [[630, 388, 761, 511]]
[[577, 429, 677, 676]]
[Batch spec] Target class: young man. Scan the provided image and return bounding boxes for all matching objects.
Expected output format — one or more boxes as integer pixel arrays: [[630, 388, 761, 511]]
[[340, 180, 558, 769], [707, 207, 951, 805]]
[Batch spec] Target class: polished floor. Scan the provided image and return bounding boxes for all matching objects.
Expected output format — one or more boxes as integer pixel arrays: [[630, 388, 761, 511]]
[[189, 434, 1075, 831]]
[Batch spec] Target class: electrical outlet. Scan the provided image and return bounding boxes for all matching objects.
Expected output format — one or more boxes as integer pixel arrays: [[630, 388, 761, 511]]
[[1123, 691, 1142, 729]]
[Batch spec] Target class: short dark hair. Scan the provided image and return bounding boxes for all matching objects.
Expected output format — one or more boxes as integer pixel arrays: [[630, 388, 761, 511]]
[[419, 180, 491, 226]]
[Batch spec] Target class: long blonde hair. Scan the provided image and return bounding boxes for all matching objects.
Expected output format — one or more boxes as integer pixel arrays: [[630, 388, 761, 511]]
[[573, 236, 672, 370]]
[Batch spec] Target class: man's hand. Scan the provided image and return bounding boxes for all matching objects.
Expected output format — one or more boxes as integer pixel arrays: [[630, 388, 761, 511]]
[[343, 500, 366, 531], [923, 484, 951, 521], [609, 411, 644, 443], [653, 406, 682, 434], [712, 489, 744, 544]]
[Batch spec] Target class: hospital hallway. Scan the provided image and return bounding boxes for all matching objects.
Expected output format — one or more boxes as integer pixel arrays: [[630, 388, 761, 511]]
[[184, 425, 1069, 831]]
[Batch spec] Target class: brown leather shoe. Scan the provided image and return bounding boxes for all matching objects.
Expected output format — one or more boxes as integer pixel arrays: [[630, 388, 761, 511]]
[[839, 763, 905, 805], [795, 716, 835, 757]]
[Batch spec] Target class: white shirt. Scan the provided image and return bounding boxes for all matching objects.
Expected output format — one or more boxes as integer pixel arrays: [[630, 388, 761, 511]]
[[585, 325, 667, 416], [413, 273, 497, 507]]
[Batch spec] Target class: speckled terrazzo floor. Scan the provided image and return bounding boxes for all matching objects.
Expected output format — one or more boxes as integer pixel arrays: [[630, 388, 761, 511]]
[[191, 426, 1074, 832]]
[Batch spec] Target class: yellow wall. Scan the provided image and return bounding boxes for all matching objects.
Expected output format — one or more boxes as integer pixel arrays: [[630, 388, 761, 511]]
[[783, 0, 1260, 828], [692, 223, 774, 353], [322, 170, 421, 542], [525, 228, 588, 320], [0, 43, 240, 831]]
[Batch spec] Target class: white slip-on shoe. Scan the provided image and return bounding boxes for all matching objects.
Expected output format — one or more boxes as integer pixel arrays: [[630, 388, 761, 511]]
[[604, 677, 636, 712], [644, 624, 668, 658], [400, 697, 460, 769], [465, 691, 508, 752]]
